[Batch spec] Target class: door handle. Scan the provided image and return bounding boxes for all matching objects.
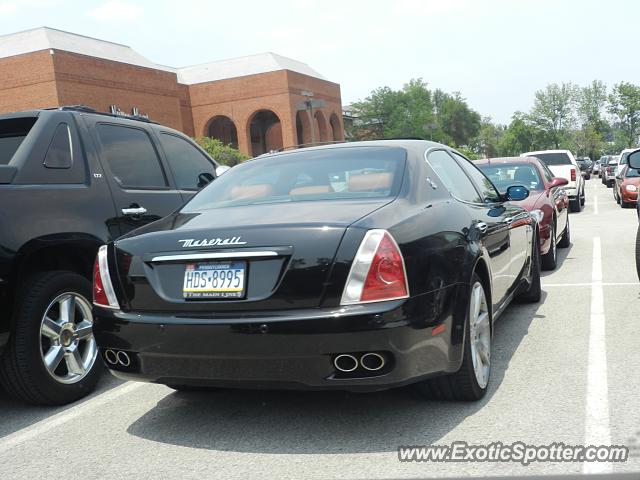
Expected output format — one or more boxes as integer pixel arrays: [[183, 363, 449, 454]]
[[121, 206, 147, 216], [475, 222, 488, 234], [503, 217, 514, 224]]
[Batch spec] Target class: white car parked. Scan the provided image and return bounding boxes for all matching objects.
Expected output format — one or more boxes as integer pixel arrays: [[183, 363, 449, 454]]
[[521, 149, 585, 212]]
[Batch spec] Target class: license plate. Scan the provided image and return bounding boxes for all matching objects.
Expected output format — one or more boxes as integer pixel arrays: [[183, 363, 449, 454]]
[[182, 261, 246, 299]]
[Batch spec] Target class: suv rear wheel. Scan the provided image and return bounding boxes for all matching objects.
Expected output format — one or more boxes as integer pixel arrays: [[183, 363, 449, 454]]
[[0, 271, 102, 405]]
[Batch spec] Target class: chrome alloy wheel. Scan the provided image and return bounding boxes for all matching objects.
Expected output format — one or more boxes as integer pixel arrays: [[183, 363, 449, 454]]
[[39, 293, 98, 384], [469, 282, 491, 389]]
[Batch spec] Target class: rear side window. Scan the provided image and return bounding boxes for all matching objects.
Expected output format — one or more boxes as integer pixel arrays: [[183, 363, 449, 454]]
[[531, 152, 572, 166], [44, 123, 73, 169], [0, 117, 37, 165], [427, 150, 482, 204], [540, 163, 555, 183], [451, 152, 501, 202], [182, 146, 406, 212], [97, 124, 167, 189], [159, 133, 216, 190]]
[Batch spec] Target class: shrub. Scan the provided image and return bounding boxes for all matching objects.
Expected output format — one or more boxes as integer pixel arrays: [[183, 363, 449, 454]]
[[194, 137, 250, 166]]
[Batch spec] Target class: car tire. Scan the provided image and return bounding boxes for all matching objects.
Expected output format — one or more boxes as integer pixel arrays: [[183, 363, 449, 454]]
[[558, 216, 570, 248], [636, 225, 640, 282], [541, 225, 557, 271], [414, 273, 490, 402], [516, 234, 541, 303], [580, 189, 585, 206], [570, 197, 581, 212], [0, 271, 102, 405]]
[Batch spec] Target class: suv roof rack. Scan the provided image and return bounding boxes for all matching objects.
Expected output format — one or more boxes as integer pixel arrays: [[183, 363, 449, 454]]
[[49, 105, 158, 124]]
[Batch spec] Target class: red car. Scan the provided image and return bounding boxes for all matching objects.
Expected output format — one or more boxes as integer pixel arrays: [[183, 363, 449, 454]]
[[613, 165, 640, 208], [476, 156, 570, 270]]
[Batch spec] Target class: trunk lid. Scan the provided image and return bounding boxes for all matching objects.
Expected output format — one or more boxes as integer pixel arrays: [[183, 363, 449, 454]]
[[113, 199, 392, 312]]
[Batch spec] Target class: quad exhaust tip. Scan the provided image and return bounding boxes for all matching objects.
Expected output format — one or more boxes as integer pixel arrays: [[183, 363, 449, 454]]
[[104, 349, 131, 367], [360, 352, 385, 371], [104, 349, 118, 365], [333, 354, 358, 372], [333, 352, 386, 373]]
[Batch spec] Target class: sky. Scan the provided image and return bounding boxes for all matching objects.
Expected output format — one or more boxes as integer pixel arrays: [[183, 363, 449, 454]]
[[0, 0, 637, 124]]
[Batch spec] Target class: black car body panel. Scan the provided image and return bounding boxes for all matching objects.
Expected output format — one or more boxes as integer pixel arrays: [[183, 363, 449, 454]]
[[0, 107, 219, 353], [93, 140, 536, 391]]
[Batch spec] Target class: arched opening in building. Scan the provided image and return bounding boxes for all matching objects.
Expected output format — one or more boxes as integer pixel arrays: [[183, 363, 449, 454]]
[[207, 115, 238, 149], [329, 113, 342, 141], [314, 111, 328, 143], [296, 110, 312, 146], [249, 110, 283, 156]]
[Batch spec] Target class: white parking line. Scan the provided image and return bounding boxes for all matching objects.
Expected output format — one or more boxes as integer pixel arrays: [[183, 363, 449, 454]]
[[582, 237, 611, 474], [594, 195, 598, 215], [543, 282, 638, 287], [0, 381, 144, 454]]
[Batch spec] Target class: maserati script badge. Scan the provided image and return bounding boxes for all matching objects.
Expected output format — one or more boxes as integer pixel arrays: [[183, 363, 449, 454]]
[[178, 237, 247, 248]]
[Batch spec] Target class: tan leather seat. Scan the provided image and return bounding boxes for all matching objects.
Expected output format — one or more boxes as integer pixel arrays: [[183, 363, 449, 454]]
[[230, 184, 274, 200], [348, 172, 393, 192], [289, 185, 333, 195]]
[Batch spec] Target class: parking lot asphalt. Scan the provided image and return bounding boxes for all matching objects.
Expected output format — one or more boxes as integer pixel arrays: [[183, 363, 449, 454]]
[[1, 178, 639, 480]]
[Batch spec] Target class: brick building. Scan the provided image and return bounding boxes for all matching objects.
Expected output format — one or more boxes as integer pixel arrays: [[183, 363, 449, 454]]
[[0, 27, 344, 156]]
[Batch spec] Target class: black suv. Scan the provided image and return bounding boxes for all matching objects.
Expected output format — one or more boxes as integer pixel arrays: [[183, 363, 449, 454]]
[[0, 106, 221, 405]]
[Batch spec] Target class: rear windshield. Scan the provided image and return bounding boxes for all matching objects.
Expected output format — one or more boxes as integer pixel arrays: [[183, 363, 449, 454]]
[[609, 157, 619, 165], [530, 152, 572, 166], [477, 163, 543, 193], [182, 146, 406, 212], [0, 117, 37, 165]]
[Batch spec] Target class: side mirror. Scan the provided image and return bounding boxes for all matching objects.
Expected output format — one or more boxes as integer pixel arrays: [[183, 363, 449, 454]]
[[215, 165, 231, 177], [628, 150, 640, 169], [197, 172, 214, 188], [506, 184, 530, 201], [549, 177, 568, 188]]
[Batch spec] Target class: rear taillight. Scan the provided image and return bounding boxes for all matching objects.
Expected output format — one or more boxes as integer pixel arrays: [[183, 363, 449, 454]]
[[570, 168, 576, 181], [93, 245, 120, 309], [341, 229, 409, 305]]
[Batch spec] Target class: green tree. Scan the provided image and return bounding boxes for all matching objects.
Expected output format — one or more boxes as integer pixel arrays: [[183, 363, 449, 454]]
[[528, 82, 578, 148], [349, 80, 480, 148], [608, 82, 640, 148], [471, 117, 503, 158], [194, 137, 249, 166], [433, 90, 481, 147], [497, 112, 541, 155]]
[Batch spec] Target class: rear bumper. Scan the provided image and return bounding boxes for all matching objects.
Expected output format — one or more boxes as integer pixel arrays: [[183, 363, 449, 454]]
[[93, 286, 465, 392]]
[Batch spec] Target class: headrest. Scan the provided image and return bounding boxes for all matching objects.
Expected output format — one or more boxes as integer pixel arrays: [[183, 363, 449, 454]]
[[348, 172, 393, 192], [230, 184, 274, 200]]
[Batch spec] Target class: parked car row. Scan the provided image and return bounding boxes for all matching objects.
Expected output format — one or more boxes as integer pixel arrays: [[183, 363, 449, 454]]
[[1, 108, 546, 405]]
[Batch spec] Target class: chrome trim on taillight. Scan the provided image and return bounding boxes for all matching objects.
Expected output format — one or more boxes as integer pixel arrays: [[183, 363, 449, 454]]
[[96, 245, 120, 309], [340, 229, 409, 305]]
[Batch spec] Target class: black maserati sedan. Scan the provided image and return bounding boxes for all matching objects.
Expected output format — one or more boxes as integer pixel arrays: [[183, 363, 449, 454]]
[[92, 140, 541, 401]]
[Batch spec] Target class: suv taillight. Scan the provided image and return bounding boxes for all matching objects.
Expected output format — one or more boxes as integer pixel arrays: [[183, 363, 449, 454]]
[[571, 168, 576, 181], [340, 230, 409, 305], [93, 245, 120, 309]]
